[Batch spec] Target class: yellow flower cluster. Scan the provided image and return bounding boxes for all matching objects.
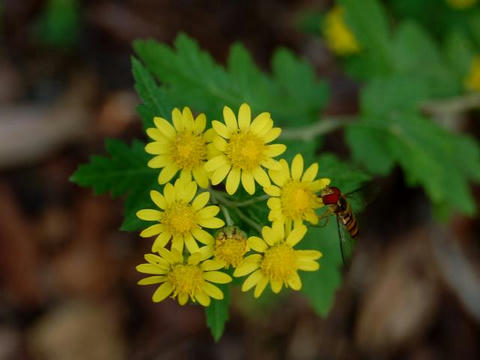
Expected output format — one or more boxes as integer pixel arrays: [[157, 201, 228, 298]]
[[323, 6, 360, 56], [446, 0, 477, 9], [136, 103, 330, 304]]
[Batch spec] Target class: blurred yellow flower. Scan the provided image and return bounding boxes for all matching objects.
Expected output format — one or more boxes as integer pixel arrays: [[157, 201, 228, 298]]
[[206, 103, 286, 195], [145, 107, 212, 188], [265, 154, 330, 229], [137, 178, 224, 253], [234, 222, 322, 298], [323, 6, 360, 56], [446, 0, 477, 9], [137, 248, 231, 306], [464, 56, 480, 92]]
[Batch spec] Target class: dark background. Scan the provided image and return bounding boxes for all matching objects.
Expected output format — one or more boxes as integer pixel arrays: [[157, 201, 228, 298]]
[[1, 0, 479, 359]]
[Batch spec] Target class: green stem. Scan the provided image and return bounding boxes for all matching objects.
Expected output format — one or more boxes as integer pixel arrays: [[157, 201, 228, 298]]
[[280, 117, 353, 141], [232, 207, 262, 234], [212, 190, 269, 207], [422, 93, 480, 115], [208, 188, 233, 226]]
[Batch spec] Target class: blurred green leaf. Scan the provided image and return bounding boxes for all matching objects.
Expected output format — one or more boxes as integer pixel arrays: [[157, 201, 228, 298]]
[[205, 284, 230, 341], [339, 0, 393, 72], [70, 139, 157, 231], [35, 0, 80, 49], [134, 34, 329, 127], [444, 30, 475, 79], [300, 223, 343, 316]]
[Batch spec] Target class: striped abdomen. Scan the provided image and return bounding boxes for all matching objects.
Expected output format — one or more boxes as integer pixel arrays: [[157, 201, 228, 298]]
[[336, 197, 359, 238]]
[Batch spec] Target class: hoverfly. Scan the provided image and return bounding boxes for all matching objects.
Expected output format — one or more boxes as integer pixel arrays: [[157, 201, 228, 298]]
[[320, 185, 359, 265]]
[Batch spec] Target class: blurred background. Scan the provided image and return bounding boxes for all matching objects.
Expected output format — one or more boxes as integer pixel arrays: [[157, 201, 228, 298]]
[[1, 0, 480, 359]]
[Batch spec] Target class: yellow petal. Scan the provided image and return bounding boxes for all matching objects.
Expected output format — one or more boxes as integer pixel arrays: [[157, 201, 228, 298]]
[[263, 127, 282, 143], [212, 120, 231, 139], [297, 259, 320, 271], [138, 275, 166, 285], [302, 163, 318, 182], [145, 141, 168, 155], [148, 155, 169, 168], [271, 280, 283, 293], [182, 107, 195, 130], [152, 282, 173, 302], [192, 228, 214, 245], [250, 112, 271, 134], [140, 224, 164, 238], [185, 234, 200, 253], [163, 183, 176, 204], [223, 105, 238, 131], [158, 165, 178, 184], [192, 167, 209, 189], [262, 158, 282, 171], [154, 117, 176, 138], [241, 171, 255, 195], [264, 185, 281, 196], [238, 103, 251, 130], [201, 259, 224, 271], [233, 261, 259, 277], [226, 168, 241, 195], [197, 217, 225, 229], [144, 253, 168, 265], [203, 282, 224, 300], [195, 291, 211, 306], [205, 155, 228, 172], [178, 292, 189, 305], [171, 236, 184, 253], [311, 178, 331, 191], [197, 205, 220, 219], [136, 263, 166, 275], [150, 190, 167, 209], [248, 236, 267, 252], [194, 113, 207, 133], [146, 128, 167, 142], [267, 197, 281, 210], [152, 232, 171, 252], [203, 271, 232, 284], [241, 269, 262, 291], [211, 164, 231, 185], [287, 272, 302, 290], [172, 108, 183, 131], [188, 252, 203, 266], [252, 167, 270, 188], [192, 192, 210, 211], [254, 276, 268, 298], [213, 136, 228, 152], [291, 154, 304, 180], [286, 225, 307, 247], [266, 144, 287, 157], [256, 118, 273, 136], [137, 209, 162, 221], [271, 221, 285, 241], [179, 180, 197, 203], [296, 249, 323, 260]]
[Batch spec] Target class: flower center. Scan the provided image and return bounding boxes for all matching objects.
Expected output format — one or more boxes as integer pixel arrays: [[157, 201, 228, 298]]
[[169, 132, 207, 170], [281, 181, 320, 220], [214, 228, 248, 268], [162, 202, 196, 234], [168, 264, 204, 297], [226, 131, 265, 171], [261, 244, 297, 282]]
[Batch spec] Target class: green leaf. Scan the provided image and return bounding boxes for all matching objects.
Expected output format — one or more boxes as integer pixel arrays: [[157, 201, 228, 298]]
[[70, 139, 157, 231], [132, 57, 174, 129], [393, 22, 459, 97], [444, 30, 475, 79], [134, 34, 329, 127], [339, 0, 392, 72], [205, 284, 230, 341], [300, 223, 343, 316]]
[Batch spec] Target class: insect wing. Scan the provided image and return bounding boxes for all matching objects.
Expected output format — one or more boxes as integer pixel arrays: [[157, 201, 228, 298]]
[[336, 217, 355, 265], [345, 181, 380, 213]]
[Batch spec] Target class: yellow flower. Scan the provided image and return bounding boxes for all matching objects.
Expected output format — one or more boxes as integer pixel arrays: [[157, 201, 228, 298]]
[[213, 226, 249, 268], [464, 56, 480, 92], [264, 154, 330, 229], [323, 6, 360, 56], [205, 103, 286, 195], [137, 178, 225, 253], [233, 222, 322, 297], [145, 107, 211, 188], [446, 0, 477, 9], [137, 248, 232, 306]]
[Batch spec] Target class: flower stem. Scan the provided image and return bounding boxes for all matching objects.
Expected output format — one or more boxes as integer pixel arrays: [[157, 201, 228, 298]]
[[212, 190, 269, 207], [280, 117, 352, 141], [232, 207, 262, 234]]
